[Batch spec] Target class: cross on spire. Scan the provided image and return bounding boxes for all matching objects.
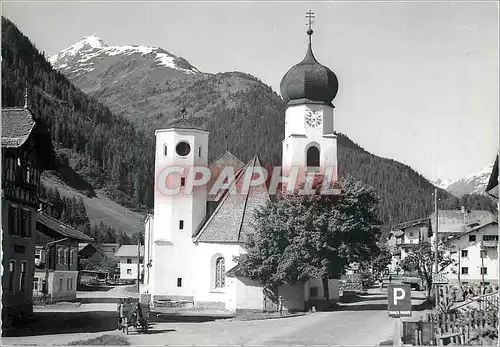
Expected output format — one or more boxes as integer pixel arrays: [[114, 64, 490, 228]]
[[305, 10, 315, 42]]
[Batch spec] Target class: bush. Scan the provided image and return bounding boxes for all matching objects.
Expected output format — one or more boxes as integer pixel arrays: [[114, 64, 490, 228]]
[[68, 335, 130, 345]]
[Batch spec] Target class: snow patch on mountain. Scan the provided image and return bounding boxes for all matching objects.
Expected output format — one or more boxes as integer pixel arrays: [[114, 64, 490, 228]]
[[431, 178, 454, 190], [49, 36, 200, 75], [445, 163, 495, 197]]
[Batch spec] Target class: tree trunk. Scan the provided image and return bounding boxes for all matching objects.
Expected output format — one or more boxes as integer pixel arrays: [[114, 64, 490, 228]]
[[322, 278, 330, 301]]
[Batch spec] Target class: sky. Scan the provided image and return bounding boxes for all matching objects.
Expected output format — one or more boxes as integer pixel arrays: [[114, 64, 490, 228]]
[[2, 1, 499, 182]]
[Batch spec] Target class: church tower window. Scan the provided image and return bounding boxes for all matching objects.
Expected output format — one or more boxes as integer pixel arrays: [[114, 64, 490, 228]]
[[215, 257, 225, 288], [179, 220, 184, 230], [177, 278, 182, 287], [306, 146, 320, 171], [164, 144, 168, 156], [198, 146, 202, 157], [180, 177, 186, 187], [176, 141, 191, 156]]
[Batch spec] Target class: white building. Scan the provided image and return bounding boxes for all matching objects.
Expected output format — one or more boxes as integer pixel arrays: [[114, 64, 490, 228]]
[[115, 245, 144, 281], [443, 221, 499, 286], [142, 26, 341, 312], [387, 218, 431, 271]]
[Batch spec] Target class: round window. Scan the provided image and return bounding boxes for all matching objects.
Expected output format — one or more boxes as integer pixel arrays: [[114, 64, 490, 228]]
[[176, 141, 191, 156]]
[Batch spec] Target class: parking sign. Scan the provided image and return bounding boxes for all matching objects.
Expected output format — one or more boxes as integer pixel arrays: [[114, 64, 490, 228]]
[[388, 284, 412, 318]]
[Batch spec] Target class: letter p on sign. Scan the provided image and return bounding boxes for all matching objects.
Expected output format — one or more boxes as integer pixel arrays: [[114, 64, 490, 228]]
[[388, 284, 412, 318]]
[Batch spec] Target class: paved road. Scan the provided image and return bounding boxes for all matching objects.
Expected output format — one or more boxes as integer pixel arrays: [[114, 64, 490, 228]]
[[76, 285, 138, 300], [2, 289, 429, 346]]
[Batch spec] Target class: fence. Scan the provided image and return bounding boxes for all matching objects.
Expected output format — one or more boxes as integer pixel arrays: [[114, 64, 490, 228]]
[[404, 292, 499, 345]]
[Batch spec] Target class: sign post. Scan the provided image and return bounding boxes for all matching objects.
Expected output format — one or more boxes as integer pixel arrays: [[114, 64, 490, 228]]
[[388, 284, 412, 346]]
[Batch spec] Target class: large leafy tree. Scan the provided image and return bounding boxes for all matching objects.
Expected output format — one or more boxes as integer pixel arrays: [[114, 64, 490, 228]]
[[400, 241, 456, 299], [235, 175, 382, 300]]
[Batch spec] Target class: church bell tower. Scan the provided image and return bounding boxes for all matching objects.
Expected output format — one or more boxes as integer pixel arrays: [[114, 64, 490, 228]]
[[280, 11, 339, 184]]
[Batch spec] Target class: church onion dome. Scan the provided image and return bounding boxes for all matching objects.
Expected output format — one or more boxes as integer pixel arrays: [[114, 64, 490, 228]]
[[280, 34, 339, 107]]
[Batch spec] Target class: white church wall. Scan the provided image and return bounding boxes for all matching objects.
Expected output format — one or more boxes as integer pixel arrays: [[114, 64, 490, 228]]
[[234, 277, 265, 311], [304, 278, 340, 302]]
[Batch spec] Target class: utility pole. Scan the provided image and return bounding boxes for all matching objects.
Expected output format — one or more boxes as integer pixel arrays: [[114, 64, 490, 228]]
[[137, 239, 141, 293], [434, 189, 439, 308], [457, 245, 461, 285], [481, 240, 485, 295]]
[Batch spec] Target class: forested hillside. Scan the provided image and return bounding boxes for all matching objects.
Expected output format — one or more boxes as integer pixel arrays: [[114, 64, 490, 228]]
[[4, 16, 492, 238]]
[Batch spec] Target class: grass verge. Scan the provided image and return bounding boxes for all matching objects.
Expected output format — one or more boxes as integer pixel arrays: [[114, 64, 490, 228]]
[[68, 335, 130, 345]]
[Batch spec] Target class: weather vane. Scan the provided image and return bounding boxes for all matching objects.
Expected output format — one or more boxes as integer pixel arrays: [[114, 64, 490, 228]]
[[305, 10, 315, 38]]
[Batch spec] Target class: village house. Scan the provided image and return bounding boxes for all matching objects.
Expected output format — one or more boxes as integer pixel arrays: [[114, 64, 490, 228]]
[[115, 245, 144, 282], [1, 95, 55, 325], [33, 213, 94, 302], [386, 218, 431, 272], [443, 220, 499, 286], [142, 26, 341, 312], [429, 209, 497, 241], [78, 242, 107, 266]]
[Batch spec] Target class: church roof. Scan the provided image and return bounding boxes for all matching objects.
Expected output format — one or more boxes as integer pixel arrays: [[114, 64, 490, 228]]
[[194, 155, 271, 243], [208, 151, 245, 202], [168, 117, 207, 131], [1, 107, 36, 148]]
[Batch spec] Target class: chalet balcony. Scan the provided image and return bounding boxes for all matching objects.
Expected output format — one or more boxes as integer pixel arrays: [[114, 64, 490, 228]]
[[482, 240, 498, 248]]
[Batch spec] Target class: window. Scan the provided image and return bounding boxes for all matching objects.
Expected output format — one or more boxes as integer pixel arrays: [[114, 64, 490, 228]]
[[481, 267, 487, 275], [177, 278, 182, 287], [139, 258, 143, 264], [8, 205, 18, 236], [164, 144, 168, 156], [67, 278, 72, 290], [8, 260, 16, 292], [461, 250, 468, 258], [33, 277, 39, 291], [19, 262, 27, 292], [176, 142, 191, 156], [35, 249, 41, 260], [480, 249, 488, 258], [179, 220, 184, 230], [198, 146, 202, 157], [306, 146, 320, 168], [64, 249, 69, 265], [69, 250, 74, 266], [20, 209, 30, 238], [215, 257, 225, 288], [483, 235, 499, 241], [469, 235, 476, 242], [59, 278, 63, 292], [309, 287, 319, 298], [461, 267, 468, 275], [127, 259, 132, 264], [127, 269, 132, 275], [26, 164, 32, 184], [180, 177, 186, 187]]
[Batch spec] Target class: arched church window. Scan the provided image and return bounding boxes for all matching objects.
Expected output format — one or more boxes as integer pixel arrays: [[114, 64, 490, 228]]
[[306, 146, 320, 169], [215, 257, 225, 288], [164, 144, 168, 156]]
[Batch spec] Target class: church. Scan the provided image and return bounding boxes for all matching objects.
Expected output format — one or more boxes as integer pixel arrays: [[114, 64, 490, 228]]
[[142, 20, 342, 312]]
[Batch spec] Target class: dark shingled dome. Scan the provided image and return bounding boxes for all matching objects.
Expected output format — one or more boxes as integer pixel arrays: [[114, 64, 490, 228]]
[[280, 43, 338, 106]]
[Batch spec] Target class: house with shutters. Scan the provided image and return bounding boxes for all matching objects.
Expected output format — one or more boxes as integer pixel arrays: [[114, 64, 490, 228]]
[[442, 220, 498, 286], [33, 213, 94, 302], [1, 95, 55, 325]]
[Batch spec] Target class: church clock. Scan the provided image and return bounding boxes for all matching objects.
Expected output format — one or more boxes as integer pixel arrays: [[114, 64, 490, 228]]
[[304, 110, 323, 128]]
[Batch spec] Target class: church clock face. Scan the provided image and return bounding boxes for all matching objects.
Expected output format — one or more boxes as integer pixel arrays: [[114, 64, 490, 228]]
[[304, 110, 323, 128]]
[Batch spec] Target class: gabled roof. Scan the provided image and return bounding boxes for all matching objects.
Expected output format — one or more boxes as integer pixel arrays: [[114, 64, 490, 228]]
[[209, 151, 245, 169], [37, 213, 93, 242], [169, 117, 206, 131], [208, 151, 245, 202], [485, 154, 498, 195], [448, 220, 498, 241], [392, 218, 430, 231], [389, 230, 404, 238], [429, 210, 496, 232], [194, 155, 271, 243], [1, 107, 36, 148], [115, 245, 144, 258], [78, 242, 106, 257]]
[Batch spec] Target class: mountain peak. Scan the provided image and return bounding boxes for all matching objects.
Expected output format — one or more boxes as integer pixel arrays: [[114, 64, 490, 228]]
[[49, 36, 200, 74]]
